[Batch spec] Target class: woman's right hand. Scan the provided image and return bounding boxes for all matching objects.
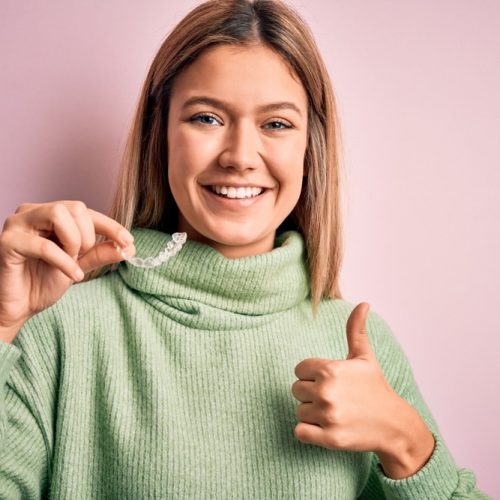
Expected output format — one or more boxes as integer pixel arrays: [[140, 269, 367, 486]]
[[0, 200, 136, 341]]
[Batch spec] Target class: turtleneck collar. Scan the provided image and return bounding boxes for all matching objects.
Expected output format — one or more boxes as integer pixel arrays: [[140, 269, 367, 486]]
[[116, 227, 310, 318]]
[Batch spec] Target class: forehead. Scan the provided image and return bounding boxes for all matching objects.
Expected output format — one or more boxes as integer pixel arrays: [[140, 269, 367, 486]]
[[170, 44, 308, 110]]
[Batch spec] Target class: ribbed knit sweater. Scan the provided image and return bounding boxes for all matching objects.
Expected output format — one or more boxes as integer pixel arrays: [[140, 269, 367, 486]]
[[0, 227, 490, 499]]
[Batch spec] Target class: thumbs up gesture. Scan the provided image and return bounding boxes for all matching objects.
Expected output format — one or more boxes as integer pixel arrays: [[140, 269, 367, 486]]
[[291, 302, 435, 478]]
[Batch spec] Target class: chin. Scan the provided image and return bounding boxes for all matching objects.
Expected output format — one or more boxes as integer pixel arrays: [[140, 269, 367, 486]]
[[209, 231, 263, 247], [200, 223, 270, 247]]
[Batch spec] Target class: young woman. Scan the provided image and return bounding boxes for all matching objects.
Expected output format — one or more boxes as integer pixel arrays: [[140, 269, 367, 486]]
[[0, 0, 489, 498]]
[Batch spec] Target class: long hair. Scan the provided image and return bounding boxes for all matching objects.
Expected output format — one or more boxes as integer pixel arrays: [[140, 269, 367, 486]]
[[85, 0, 345, 317]]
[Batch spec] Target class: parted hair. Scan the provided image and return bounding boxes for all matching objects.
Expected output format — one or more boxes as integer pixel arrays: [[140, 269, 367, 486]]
[[86, 0, 345, 317]]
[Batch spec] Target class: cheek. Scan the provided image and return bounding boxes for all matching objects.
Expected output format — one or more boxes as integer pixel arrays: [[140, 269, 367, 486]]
[[168, 128, 220, 176], [268, 139, 306, 179]]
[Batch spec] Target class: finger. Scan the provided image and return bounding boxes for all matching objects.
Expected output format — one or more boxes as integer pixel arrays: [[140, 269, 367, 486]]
[[291, 379, 315, 402], [295, 402, 322, 426], [14, 203, 37, 215], [345, 302, 374, 360], [22, 203, 82, 260], [2, 231, 84, 282], [87, 208, 134, 247], [11, 202, 134, 250], [78, 240, 136, 273], [294, 421, 325, 446], [294, 357, 333, 381], [64, 201, 96, 258]]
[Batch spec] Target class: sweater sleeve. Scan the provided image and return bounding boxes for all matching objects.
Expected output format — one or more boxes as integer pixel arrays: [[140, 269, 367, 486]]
[[358, 311, 492, 500], [0, 308, 59, 499]]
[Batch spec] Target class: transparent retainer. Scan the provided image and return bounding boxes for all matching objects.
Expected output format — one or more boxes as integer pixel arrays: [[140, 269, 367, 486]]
[[114, 232, 187, 268]]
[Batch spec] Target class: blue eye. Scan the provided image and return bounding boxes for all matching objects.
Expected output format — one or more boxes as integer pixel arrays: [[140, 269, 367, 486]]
[[189, 113, 292, 131], [265, 120, 291, 130], [190, 113, 220, 126]]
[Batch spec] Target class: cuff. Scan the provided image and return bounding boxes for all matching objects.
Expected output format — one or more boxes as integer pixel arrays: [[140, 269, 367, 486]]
[[374, 432, 459, 500]]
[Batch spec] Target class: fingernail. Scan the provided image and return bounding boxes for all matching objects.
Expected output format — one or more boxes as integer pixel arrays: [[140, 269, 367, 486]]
[[74, 267, 84, 281], [120, 245, 135, 259], [119, 230, 134, 246], [114, 241, 129, 260]]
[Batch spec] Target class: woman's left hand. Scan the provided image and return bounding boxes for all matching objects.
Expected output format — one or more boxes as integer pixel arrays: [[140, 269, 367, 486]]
[[291, 302, 419, 458]]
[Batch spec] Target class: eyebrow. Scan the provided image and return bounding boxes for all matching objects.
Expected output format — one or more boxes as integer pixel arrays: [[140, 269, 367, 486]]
[[181, 95, 303, 118]]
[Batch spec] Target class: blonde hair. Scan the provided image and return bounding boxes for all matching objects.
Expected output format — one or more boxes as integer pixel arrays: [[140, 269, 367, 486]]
[[86, 0, 345, 317]]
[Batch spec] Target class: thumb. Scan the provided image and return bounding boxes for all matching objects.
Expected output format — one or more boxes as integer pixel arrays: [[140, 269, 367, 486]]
[[345, 302, 373, 360], [78, 240, 135, 274]]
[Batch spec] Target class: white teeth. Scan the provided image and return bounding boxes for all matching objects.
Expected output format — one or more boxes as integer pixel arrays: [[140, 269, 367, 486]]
[[209, 185, 263, 199]]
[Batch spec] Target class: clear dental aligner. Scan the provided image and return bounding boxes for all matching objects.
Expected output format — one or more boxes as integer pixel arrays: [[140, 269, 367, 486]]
[[114, 232, 187, 268]]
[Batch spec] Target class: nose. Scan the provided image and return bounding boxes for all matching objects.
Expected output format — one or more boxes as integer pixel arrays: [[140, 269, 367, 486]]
[[218, 120, 262, 171]]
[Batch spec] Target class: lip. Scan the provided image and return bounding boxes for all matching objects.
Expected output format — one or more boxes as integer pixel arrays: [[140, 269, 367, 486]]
[[200, 184, 269, 209], [201, 183, 271, 189]]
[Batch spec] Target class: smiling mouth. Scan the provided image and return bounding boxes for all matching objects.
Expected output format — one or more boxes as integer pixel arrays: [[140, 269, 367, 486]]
[[204, 186, 266, 200]]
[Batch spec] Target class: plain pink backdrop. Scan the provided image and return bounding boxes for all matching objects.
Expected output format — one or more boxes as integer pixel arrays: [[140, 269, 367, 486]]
[[1, 0, 498, 496]]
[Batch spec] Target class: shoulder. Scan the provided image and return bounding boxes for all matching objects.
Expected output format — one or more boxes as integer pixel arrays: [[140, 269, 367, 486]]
[[52, 271, 122, 321], [316, 298, 397, 342], [14, 271, 122, 351]]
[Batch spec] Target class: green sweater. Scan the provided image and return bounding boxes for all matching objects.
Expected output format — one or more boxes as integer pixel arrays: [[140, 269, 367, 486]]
[[0, 227, 490, 499]]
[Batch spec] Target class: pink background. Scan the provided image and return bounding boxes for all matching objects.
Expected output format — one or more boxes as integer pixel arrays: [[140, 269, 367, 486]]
[[1, 0, 498, 495]]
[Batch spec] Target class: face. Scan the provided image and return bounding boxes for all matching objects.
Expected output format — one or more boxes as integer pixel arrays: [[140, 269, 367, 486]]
[[167, 43, 308, 258]]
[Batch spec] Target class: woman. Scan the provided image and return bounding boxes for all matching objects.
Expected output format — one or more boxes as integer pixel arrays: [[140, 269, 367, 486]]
[[0, 0, 489, 498]]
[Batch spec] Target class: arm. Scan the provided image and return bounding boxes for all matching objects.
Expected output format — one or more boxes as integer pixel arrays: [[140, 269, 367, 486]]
[[375, 398, 436, 480], [358, 312, 492, 500], [0, 310, 58, 499]]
